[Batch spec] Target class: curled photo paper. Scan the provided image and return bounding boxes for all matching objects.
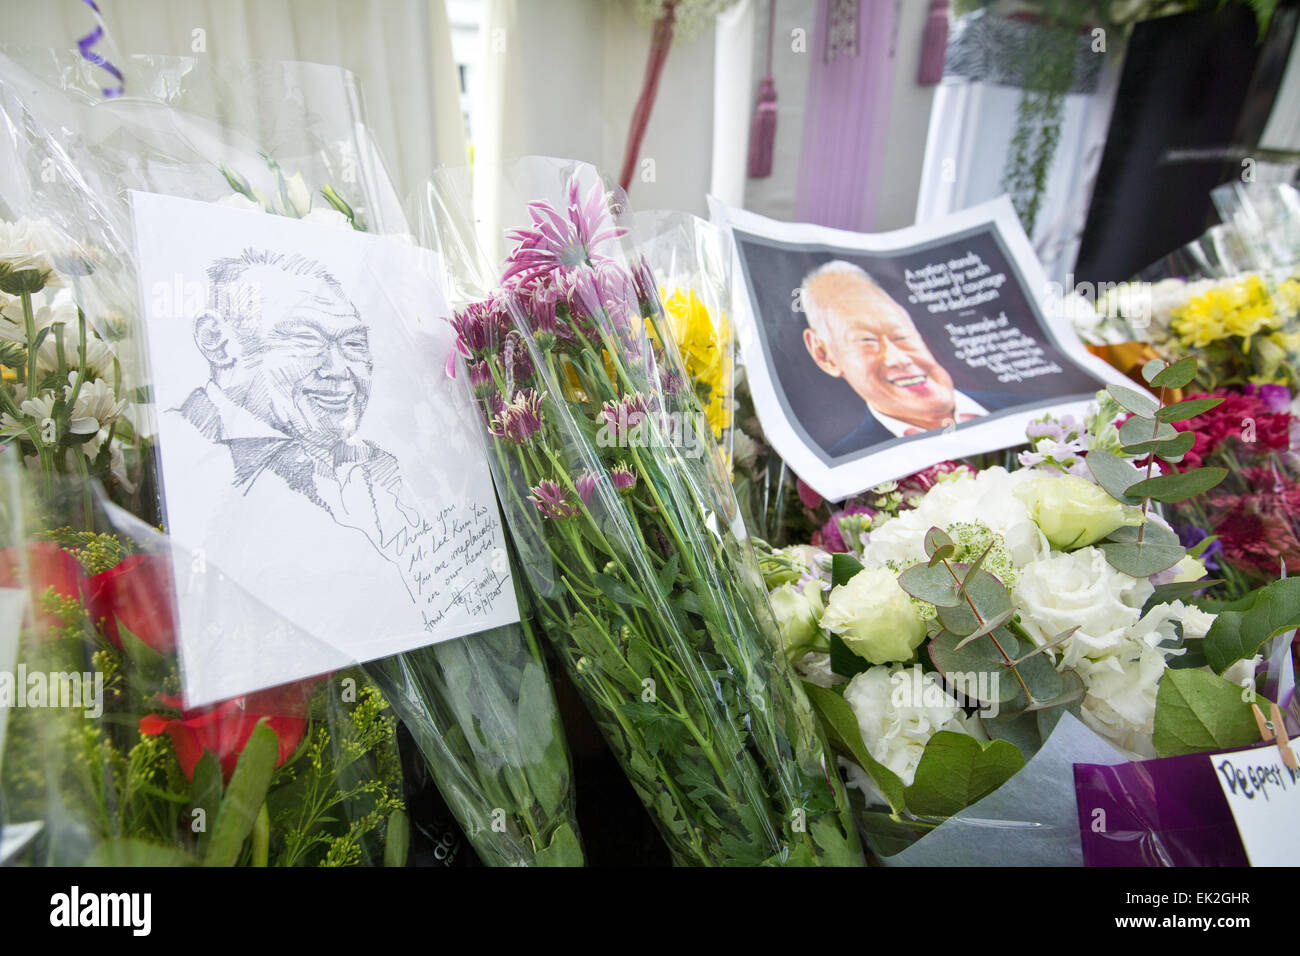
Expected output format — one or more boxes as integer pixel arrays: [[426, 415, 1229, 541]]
[[131, 191, 519, 705], [712, 197, 1136, 501]]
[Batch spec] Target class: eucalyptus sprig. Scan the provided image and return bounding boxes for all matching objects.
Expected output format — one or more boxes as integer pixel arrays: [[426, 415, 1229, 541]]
[[1086, 357, 1227, 577]]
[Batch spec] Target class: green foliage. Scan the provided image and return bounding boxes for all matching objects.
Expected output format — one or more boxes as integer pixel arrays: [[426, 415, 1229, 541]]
[[1202, 576, 1300, 674], [1152, 669, 1262, 757]]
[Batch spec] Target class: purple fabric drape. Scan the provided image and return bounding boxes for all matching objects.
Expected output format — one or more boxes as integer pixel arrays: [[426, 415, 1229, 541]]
[[794, 0, 898, 231]]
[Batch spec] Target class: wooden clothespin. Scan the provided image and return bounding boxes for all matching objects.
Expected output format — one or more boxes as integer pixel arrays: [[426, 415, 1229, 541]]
[[1251, 702, 1298, 771]]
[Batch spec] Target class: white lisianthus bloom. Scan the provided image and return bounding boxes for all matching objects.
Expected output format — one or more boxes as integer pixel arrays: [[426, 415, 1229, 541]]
[[1074, 641, 1167, 758], [1015, 546, 1152, 667], [768, 579, 825, 659], [840, 665, 974, 802], [279, 172, 313, 218], [794, 651, 841, 689], [1014, 473, 1140, 550], [864, 467, 1048, 572], [302, 206, 351, 229], [820, 567, 926, 665]]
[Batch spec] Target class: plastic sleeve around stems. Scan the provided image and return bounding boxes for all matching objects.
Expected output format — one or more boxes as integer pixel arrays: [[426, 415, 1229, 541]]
[[426, 156, 865, 866], [0, 469, 406, 867], [0, 52, 582, 867]]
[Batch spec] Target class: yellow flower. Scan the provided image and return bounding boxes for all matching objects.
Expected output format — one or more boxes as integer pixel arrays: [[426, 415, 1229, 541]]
[[658, 286, 733, 439], [1171, 275, 1281, 348]]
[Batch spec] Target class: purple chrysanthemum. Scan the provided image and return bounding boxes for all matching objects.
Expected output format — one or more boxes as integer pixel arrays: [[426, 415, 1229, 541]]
[[575, 470, 598, 505], [599, 393, 651, 442], [611, 463, 637, 494], [490, 388, 546, 444], [450, 299, 507, 358], [467, 359, 494, 396], [528, 479, 579, 521], [502, 176, 627, 288]]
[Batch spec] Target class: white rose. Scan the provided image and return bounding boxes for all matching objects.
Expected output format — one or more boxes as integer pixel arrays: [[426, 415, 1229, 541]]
[[841, 665, 973, 800], [1014, 473, 1140, 550], [864, 467, 1048, 572], [1015, 547, 1153, 668]]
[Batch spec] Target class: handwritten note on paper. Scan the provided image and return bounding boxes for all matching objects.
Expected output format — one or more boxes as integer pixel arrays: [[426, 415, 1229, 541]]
[[131, 191, 519, 706], [1212, 744, 1300, 867]]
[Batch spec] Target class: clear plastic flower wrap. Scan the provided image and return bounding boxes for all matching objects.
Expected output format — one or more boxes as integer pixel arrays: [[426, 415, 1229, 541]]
[[423, 157, 865, 865], [0, 463, 410, 867], [0, 50, 581, 866]]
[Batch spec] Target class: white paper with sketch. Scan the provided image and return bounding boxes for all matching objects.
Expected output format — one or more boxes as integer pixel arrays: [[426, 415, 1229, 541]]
[[131, 191, 518, 706]]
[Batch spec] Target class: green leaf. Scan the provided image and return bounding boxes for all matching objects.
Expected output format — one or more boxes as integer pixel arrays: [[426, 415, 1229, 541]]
[[653, 553, 680, 600], [897, 561, 961, 607], [936, 569, 1013, 636], [831, 552, 864, 588], [1086, 450, 1145, 505], [803, 682, 906, 814], [828, 631, 870, 679], [1152, 669, 1262, 757], [1203, 577, 1300, 673], [1118, 414, 1176, 450], [87, 839, 196, 867], [533, 823, 583, 867], [1153, 431, 1196, 463], [1188, 534, 1219, 560], [1097, 522, 1185, 576], [116, 619, 163, 671], [1107, 383, 1159, 418], [592, 572, 648, 610], [1141, 357, 1166, 382], [1141, 578, 1220, 617], [927, 630, 1023, 704], [904, 732, 1025, 817], [1126, 467, 1228, 503], [1148, 356, 1197, 389], [204, 722, 279, 867], [189, 751, 223, 859], [1157, 397, 1224, 423], [384, 809, 410, 867], [517, 662, 566, 818], [924, 527, 954, 565], [619, 700, 688, 758]]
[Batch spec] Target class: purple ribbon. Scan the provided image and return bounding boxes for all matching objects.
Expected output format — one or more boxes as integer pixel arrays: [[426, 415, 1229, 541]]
[[77, 0, 124, 98]]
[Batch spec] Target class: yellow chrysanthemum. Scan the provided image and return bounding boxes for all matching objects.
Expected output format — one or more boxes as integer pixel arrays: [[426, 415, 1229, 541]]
[[658, 286, 733, 439], [1171, 274, 1281, 348]]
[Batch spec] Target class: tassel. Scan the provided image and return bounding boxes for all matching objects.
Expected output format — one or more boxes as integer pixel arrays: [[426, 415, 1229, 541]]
[[917, 0, 949, 86], [747, 75, 778, 178], [747, 0, 779, 179]]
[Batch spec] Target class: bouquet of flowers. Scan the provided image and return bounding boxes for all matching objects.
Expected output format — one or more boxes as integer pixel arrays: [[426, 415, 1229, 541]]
[[757, 359, 1287, 861], [0, 51, 581, 867], [430, 158, 864, 865]]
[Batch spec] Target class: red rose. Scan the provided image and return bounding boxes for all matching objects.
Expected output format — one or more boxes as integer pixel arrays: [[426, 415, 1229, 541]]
[[139, 680, 318, 781], [0, 542, 85, 633], [79, 553, 178, 655]]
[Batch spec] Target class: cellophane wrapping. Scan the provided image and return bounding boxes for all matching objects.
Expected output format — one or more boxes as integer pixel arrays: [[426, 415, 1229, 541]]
[[423, 156, 865, 866], [0, 49, 580, 866]]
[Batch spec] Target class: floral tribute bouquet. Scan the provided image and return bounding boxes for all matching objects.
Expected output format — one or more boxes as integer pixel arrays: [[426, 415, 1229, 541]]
[[0, 51, 581, 867], [756, 359, 1292, 862], [432, 159, 864, 865], [0, 478, 407, 867]]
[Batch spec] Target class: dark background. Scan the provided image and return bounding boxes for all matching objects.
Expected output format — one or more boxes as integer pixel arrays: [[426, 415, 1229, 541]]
[[735, 227, 1107, 457]]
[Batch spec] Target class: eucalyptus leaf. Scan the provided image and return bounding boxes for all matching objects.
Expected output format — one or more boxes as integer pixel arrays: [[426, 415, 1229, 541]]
[[927, 630, 1023, 704], [1157, 397, 1224, 423], [1097, 522, 1184, 576], [1141, 358, 1165, 382], [1117, 414, 1175, 449], [897, 561, 961, 607], [1106, 383, 1159, 418], [1148, 356, 1197, 389], [936, 569, 1013, 635], [1086, 450, 1145, 505], [1126, 467, 1228, 503]]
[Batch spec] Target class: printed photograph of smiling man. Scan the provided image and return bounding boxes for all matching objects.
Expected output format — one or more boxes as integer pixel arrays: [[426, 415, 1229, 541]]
[[800, 260, 1024, 457]]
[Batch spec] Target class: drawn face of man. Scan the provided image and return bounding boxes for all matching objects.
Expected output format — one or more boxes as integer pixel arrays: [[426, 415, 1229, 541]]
[[223, 266, 373, 446], [803, 267, 955, 429]]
